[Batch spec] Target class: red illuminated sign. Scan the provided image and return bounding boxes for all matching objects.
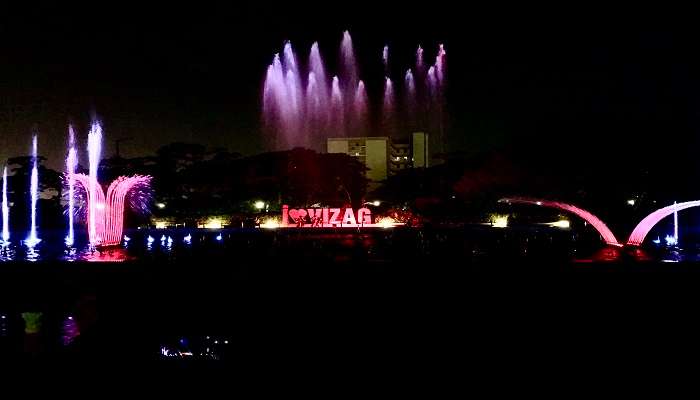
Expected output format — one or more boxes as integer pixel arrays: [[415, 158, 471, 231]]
[[281, 205, 375, 227]]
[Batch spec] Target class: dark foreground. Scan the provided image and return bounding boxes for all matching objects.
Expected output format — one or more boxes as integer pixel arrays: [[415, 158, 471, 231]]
[[2, 257, 700, 365], [1, 228, 699, 374]]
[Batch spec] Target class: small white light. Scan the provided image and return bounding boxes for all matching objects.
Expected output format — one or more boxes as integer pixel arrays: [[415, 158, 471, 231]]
[[156, 202, 166, 209], [627, 199, 636, 206], [665, 235, 678, 246], [254, 201, 265, 210], [492, 216, 508, 228], [550, 219, 570, 229], [372, 201, 380, 207], [536, 201, 542, 206]]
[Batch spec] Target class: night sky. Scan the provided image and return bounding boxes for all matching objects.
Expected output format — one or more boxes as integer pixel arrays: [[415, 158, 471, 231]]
[[1, 5, 699, 178]]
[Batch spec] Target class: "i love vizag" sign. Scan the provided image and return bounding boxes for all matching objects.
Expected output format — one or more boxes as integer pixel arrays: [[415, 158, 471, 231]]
[[281, 205, 375, 228]]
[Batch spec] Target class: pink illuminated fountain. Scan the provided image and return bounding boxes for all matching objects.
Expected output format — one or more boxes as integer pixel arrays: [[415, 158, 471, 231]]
[[382, 77, 395, 136], [500, 198, 621, 247], [1, 165, 8, 244], [626, 201, 700, 246], [69, 121, 152, 247], [262, 31, 446, 150]]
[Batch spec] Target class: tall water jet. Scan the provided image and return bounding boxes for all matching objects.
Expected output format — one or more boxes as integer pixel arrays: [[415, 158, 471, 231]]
[[87, 121, 103, 246], [308, 42, 330, 145], [285, 70, 302, 143], [263, 54, 291, 149], [305, 72, 322, 147], [427, 65, 442, 155], [308, 42, 329, 103], [65, 125, 78, 246], [283, 42, 303, 143], [674, 201, 679, 243], [404, 69, 417, 131], [416, 46, 424, 76], [330, 76, 345, 136], [76, 121, 153, 246], [262, 33, 448, 152], [2, 165, 8, 244], [340, 31, 358, 102], [340, 31, 359, 137], [382, 77, 396, 137], [432, 45, 448, 156], [25, 135, 40, 247], [435, 44, 447, 84], [427, 67, 437, 98], [382, 45, 389, 73], [354, 80, 369, 137]]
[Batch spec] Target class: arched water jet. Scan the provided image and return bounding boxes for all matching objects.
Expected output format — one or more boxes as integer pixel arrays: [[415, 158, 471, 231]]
[[500, 197, 621, 246], [627, 201, 700, 246]]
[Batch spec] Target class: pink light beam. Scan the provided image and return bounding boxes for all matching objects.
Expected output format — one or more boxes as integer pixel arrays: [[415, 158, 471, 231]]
[[73, 173, 152, 246], [626, 200, 700, 246], [500, 198, 621, 246]]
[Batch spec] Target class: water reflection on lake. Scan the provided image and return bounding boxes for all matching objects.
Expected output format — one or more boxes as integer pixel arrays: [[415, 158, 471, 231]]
[[0, 227, 698, 263]]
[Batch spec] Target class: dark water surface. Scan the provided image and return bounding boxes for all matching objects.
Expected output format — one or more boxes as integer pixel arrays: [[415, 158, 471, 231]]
[[1, 227, 699, 364]]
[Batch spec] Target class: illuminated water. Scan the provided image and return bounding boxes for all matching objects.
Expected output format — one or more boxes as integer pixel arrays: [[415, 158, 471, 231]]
[[1, 226, 699, 361], [262, 32, 446, 150], [87, 121, 102, 246], [0, 226, 697, 263], [24, 135, 40, 247], [66, 125, 78, 246], [2, 166, 9, 244]]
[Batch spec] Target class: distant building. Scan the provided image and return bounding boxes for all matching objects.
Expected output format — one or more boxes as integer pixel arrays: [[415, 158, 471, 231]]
[[327, 132, 430, 185]]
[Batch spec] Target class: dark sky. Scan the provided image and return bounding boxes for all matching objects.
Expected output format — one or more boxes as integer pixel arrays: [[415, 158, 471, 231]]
[[1, 4, 699, 176]]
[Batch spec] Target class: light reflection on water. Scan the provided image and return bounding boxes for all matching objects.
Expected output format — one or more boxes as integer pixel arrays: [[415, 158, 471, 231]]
[[0, 243, 15, 262], [1, 228, 700, 263], [24, 246, 40, 262], [78, 247, 132, 262]]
